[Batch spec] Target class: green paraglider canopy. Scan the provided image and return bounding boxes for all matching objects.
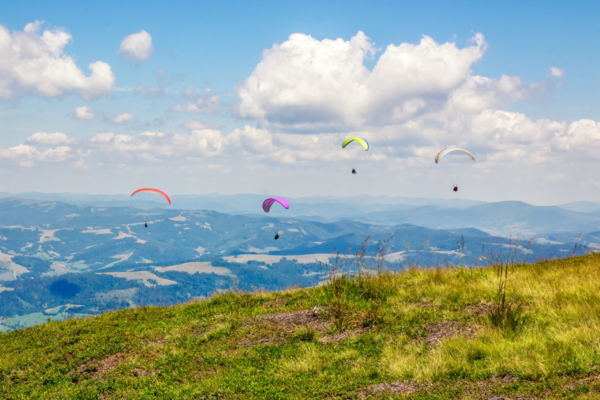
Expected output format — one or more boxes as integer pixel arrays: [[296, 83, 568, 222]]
[[342, 137, 369, 151]]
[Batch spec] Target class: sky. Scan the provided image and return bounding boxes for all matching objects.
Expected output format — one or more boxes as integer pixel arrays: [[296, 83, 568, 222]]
[[0, 0, 599, 205]]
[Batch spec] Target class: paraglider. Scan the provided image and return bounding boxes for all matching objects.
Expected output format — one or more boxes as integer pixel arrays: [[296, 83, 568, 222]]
[[262, 197, 289, 213], [435, 148, 475, 193], [131, 188, 172, 204], [434, 148, 475, 164], [342, 137, 369, 174], [262, 198, 288, 239], [131, 188, 171, 227]]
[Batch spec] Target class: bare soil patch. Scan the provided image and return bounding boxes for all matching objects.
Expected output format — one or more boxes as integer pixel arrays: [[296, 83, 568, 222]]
[[93, 353, 126, 380], [319, 328, 366, 344], [253, 306, 329, 332], [361, 376, 546, 399], [240, 306, 368, 347], [425, 321, 476, 346], [360, 381, 433, 398], [561, 372, 600, 392], [130, 367, 154, 378], [412, 298, 437, 308], [240, 307, 328, 347], [72, 353, 127, 383], [463, 301, 494, 317], [362, 373, 600, 399]]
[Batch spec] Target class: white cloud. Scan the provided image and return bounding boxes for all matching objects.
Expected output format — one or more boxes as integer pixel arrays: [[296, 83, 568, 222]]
[[0, 143, 72, 166], [1, 107, 599, 204], [553, 119, 600, 155], [236, 32, 498, 130], [172, 87, 220, 114], [37, 146, 72, 162], [550, 67, 564, 77], [0, 21, 115, 99], [26, 132, 76, 144], [75, 106, 94, 120], [112, 113, 134, 124], [445, 75, 525, 114], [182, 119, 223, 130], [182, 120, 209, 130], [140, 131, 164, 137], [119, 30, 153, 65], [227, 31, 583, 177], [4, 114, 584, 169], [90, 132, 114, 142]]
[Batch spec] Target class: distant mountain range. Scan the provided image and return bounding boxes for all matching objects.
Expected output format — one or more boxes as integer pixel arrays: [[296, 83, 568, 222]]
[[0, 194, 597, 332], [1, 192, 599, 237], [355, 201, 600, 238]]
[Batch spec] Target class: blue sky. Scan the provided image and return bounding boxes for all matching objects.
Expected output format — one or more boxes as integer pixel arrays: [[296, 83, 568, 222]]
[[0, 0, 599, 204]]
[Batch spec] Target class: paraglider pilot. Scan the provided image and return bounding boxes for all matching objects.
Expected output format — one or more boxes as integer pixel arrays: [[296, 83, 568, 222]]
[[453, 185, 458, 192], [274, 232, 280, 240], [145, 222, 148, 228], [352, 168, 356, 174]]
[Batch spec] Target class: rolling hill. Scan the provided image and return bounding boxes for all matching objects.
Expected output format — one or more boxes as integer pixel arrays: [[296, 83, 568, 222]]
[[2, 254, 600, 398]]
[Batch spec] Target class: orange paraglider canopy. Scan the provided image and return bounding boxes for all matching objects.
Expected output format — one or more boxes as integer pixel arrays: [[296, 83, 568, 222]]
[[131, 188, 171, 204]]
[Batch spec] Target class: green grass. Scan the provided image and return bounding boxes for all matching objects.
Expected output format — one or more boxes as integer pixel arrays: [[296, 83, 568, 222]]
[[2, 254, 600, 398]]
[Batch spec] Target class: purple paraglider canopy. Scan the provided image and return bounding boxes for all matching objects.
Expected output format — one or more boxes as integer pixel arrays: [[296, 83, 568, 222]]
[[262, 197, 289, 213]]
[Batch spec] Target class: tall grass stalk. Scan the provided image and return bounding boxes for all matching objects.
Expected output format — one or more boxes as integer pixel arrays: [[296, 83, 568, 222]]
[[320, 237, 392, 331], [488, 262, 524, 332]]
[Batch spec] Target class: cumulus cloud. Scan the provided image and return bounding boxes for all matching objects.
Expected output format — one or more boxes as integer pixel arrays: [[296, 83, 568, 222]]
[[172, 87, 220, 114], [236, 32, 497, 131], [119, 30, 153, 65], [0, 21, 115, 99], [26, 132, 76, 144], [235, 31, 565, 135], [112, 113, 134, 124], [0, 143, 72, 166], [75, 106, 94, 120], [550, 67, 564, 77], [445, 75, 526, 114], [225, 31, 588, 179], [553, 119, 600, 154]]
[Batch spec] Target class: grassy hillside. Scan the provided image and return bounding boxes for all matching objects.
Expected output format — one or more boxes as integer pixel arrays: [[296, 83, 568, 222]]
[[2, 253, 600, 399]]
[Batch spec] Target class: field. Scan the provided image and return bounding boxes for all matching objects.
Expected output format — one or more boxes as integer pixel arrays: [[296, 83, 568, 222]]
[[2, 253, 600, 398], [223, 253, 339, 265], [153, 261, 234, 276]]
